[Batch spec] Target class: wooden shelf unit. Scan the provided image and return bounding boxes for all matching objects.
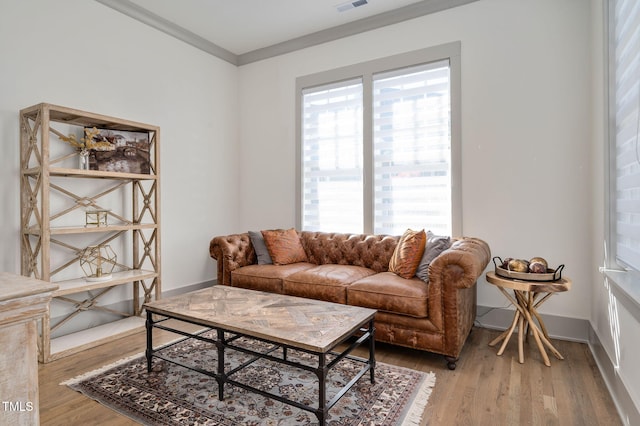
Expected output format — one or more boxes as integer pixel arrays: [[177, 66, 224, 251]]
[[19, 103, 161, 363]]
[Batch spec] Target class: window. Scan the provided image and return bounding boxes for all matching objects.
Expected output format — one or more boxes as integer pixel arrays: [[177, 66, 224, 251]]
[[300, 80, 364, 233], [609, 0, 640, 271], [296, 43, 461, 236]]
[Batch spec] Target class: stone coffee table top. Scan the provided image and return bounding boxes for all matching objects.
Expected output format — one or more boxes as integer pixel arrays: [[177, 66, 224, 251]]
[[144, 286, 376, 352]]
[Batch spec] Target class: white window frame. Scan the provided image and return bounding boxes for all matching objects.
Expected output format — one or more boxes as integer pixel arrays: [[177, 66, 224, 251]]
[[606, 0, 640, 272], [605, 0, 640, 314], [295, 42, 462, 235]]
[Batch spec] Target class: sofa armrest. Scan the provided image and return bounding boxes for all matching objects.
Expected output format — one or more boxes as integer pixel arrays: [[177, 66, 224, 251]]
[[209, 233, 256, 286], [429, 237, 491, 290], [427, 237, 491, 359]]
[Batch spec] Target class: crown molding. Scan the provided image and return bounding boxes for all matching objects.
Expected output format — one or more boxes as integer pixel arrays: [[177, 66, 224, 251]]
[[95, 0, 479, 66], [95, 0, 238, 65], [237, 0, 478, 65]]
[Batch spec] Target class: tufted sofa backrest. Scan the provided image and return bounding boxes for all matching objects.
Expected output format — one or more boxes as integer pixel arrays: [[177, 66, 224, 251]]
[[299, 231, 399, 273]]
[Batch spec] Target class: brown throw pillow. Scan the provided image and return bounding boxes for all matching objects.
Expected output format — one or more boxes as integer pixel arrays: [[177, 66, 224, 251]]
[[388, 229, 427, 279], [261, 228, 308, 265]]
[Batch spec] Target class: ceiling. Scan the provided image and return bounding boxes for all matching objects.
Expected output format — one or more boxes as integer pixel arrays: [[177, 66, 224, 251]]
[[95, 0, 478, 65]]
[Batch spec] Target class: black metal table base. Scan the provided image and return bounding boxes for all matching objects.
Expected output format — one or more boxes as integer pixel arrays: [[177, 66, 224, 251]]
[[145, 311, 376, 425]]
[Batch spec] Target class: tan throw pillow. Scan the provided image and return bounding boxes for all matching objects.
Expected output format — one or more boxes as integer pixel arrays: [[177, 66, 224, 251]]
[[388, 229, 427, 279], [261, 228, 308, 265]]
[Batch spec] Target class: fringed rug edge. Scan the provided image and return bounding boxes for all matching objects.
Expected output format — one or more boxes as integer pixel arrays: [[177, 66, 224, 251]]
[[60, 334, 192, 386], [399, 370, 436, 426], [60, 351, 143, 386]]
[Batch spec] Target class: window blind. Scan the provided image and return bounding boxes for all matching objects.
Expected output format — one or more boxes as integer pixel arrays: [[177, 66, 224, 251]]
[[298, 45, 459, 236], [373, 61, 451, 236], [613, 0, 640, 270], [301, 79, 364, 232]]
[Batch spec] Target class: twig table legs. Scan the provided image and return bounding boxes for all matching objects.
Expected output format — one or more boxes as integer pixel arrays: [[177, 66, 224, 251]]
[[488, 287, 564, 366]]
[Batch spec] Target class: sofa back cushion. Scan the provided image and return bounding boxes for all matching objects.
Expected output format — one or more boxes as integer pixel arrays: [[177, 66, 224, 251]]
[[300, 231, 399, 273]]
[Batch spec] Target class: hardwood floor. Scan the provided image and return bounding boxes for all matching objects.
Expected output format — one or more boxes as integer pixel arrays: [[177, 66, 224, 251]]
[[38, 324, 622, 425]]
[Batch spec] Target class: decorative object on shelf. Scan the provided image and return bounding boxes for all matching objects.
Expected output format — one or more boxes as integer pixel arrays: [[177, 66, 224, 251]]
[[59, 127, 113, 170], [80, 244, 117, 282], [91, 129, 151, 174], [85, 208, 110, 227], [78, 149, 90, 170]]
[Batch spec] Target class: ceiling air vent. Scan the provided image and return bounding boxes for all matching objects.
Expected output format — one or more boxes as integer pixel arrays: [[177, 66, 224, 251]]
[[336, 0, 368, 12]]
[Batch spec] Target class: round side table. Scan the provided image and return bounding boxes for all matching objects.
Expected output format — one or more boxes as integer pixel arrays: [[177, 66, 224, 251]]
[[485, 271, 572, 367]]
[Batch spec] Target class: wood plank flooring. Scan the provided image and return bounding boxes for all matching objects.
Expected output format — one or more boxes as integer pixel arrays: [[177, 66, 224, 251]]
[[38, 324, 622, 425]]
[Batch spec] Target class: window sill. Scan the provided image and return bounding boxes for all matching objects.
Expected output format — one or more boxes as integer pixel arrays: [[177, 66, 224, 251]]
[[603, 269, 640, 323]]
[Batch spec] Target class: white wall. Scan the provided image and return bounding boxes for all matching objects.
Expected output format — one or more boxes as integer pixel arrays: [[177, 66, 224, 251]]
[[0, 0, 240, 292], [238, 0, 592, 321]]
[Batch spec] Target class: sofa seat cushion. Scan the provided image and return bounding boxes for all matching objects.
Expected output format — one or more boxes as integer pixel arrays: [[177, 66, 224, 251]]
[[283, 265, 376, 304], [231, 263, 315, 294], [348, 272, 429, 318]]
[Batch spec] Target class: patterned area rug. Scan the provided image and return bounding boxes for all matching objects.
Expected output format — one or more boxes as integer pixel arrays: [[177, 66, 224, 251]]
[[63, 332, 435, 425]]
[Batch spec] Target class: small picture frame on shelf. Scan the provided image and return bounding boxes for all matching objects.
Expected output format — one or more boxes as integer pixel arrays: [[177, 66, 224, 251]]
[[87, 128, 151, 174]]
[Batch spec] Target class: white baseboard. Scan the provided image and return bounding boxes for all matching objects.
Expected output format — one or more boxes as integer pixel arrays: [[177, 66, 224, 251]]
[[475, 305, 589, 342], [161, 280, 215, 298], [588, 327, 640, 426]]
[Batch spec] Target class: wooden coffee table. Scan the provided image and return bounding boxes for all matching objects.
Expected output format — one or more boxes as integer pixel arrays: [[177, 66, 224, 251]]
[[143, 286, 376, 425]]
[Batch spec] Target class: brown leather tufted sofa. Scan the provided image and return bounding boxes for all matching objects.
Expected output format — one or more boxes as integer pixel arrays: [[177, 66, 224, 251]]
[[209, 231, 490, 369]]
